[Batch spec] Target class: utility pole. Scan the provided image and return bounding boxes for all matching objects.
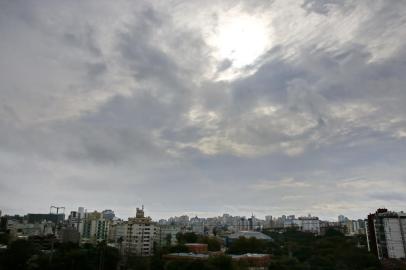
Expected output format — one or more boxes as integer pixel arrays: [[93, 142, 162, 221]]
[[50, 205, 66, 226]]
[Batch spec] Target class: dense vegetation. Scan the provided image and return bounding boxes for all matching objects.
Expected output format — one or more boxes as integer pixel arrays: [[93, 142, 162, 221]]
[[0, 240, 119, 270], [164, 255, 247, 270], [265, 229, 382, 270], [175, 232, 221, 251], [227, 235, 274, 254], [0, 229, 397, 270]]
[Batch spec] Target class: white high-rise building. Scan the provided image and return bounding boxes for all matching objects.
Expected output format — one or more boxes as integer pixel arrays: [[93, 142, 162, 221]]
[[299, 215, 321, 234], [367, 209, 406, 260], [282, 215, 321, 235], [383, 216, 406, 259]]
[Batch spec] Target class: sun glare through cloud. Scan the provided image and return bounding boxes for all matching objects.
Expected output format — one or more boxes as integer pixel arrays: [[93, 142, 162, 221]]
[[208, 11, 272, 80]]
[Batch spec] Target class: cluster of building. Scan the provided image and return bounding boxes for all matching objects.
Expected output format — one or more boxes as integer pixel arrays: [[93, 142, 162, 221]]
[[159, 213, 263, 235], [1, 207, 405, 263], [264, 214, 366, 236], [158, 213, 366, 237]]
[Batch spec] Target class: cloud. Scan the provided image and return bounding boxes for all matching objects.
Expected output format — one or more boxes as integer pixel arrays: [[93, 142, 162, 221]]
[[251, 178, 311, 191], [0, 0, 405, 219], [369, 192, 405, 202]]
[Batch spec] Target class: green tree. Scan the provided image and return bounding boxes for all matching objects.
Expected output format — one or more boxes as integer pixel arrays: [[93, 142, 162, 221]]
[[197, 236, 221, 252], [176, 232, 198, 244], [126, 255, 150, 270], [207, 255, 233, 270], [268, 256, 307, 270], [2, 239, 39, 270], [265, 229, 381, 270], [151, 247, 165, 270], [165, 234, 172, 247], [169, 244, 189, 253], [165, 260, 208, 270], [0, 232, 9, 245], [227, 237, 269, 255]]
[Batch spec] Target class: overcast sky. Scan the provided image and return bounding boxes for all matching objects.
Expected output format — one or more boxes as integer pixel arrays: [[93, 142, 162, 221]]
[[1, 0, 405, 220]]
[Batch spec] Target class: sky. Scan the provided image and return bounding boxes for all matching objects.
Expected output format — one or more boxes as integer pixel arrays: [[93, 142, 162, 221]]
[[0, 0, 405, 221]]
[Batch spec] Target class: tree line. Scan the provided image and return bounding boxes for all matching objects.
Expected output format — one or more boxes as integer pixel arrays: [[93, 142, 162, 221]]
[[0, 229, 400, 270]]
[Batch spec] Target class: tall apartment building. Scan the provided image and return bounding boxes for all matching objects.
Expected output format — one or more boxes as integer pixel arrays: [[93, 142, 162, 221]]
[[344, 219, 366, 235], [338, 215, 349, 224], [67, 211, 80, 230], [109, 221, 127, 242], [366, 209, 406, 260], [264, 215, 273, 229], [67, 207, 86, 231], [156, 224, 181, 247], [283, 215, 321, 235], [299, 215, 321, 234], [81, 211, 110, 243], [125, 207, 158, 256], [108, 220, 127, 255]]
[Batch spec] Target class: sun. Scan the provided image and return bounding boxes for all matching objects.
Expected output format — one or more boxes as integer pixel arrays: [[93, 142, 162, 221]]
[[210, 13, 271, 70]]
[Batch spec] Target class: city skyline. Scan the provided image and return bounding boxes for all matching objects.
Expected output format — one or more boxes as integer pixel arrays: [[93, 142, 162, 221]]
[[1, 1, 406, 220], [0, 205, 398, 222]]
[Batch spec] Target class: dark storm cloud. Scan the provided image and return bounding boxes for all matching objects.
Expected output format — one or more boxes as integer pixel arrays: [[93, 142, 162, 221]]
[[0, 0, 405, 219]]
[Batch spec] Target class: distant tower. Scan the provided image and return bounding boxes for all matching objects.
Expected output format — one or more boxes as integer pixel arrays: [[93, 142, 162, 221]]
[[136, 207, 145, 218]]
